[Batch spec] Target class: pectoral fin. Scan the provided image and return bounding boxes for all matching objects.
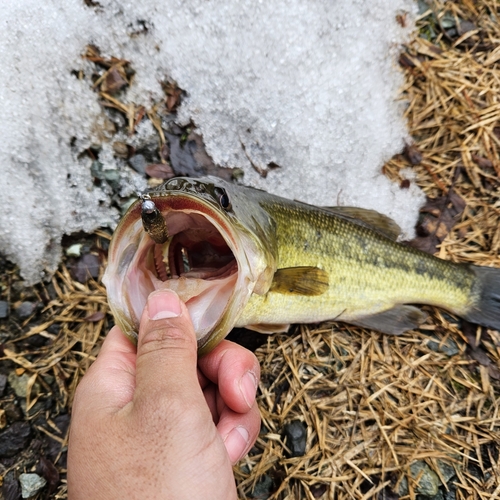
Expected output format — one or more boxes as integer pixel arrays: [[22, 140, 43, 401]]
[[270, 267, 329, 296], [245, 323, 291, 334], [323, 206, 401, 240], [349, 305, 427, 335]]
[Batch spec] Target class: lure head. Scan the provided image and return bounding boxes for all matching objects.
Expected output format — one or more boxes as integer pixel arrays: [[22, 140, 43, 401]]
[[103, 176, 277, 355]]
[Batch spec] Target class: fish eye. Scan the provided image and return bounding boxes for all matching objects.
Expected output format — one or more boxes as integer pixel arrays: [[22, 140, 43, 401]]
[[220, 193, 231, 210], [214, 187, 231, 210]]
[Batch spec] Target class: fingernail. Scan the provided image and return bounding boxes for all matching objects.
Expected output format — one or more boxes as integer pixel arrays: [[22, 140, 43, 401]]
[[224, 426, 249, 463], [239, 371, 258, 408], [147, 290, 182, 320]]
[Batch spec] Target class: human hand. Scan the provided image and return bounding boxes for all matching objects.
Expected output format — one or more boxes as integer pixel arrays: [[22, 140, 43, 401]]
[[67, 289, 261, 500]]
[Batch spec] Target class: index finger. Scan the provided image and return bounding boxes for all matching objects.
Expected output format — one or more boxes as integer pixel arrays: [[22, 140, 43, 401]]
[[198, 340, 260, 414]]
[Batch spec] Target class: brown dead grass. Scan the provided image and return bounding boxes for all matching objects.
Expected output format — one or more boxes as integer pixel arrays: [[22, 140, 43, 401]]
[[2, 1, 500, 498]]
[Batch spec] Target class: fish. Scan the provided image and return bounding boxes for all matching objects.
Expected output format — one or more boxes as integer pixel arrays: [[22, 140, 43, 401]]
[[103, 176, 500, 356]]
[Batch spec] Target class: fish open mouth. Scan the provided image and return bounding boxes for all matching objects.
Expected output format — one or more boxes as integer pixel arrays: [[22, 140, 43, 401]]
[[124, 208, 240, 343], [152, 212, 236, 282]]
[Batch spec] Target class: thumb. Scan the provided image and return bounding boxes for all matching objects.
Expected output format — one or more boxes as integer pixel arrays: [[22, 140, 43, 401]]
[[134, 289, 201, 406]]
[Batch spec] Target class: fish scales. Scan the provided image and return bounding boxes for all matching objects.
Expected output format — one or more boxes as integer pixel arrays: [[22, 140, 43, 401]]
[[103, 176, 500, 354], [236, 197, 474, 329]]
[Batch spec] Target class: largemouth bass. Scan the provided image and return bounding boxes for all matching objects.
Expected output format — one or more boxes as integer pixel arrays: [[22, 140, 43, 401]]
[[103, 176, 500, 355]]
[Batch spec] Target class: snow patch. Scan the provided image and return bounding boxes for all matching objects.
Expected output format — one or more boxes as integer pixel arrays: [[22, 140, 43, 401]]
[[0, 0, 423, 284]]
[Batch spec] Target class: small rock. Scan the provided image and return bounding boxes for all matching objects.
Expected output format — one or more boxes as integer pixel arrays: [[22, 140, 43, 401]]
[[113, 141, 130, 159], [20, 399, 45, 418], [42, 374, 55, 386], [8, 372, 40, 399], [0, 300, 9, 319], [444, 26, 458, 37], [458, 20, 476, 35], [427, 336, 460, 357], [25, 334, 48, 348], [445, 486, 457, 500], [0, 421, 32, 458], [43, 396, 54, 411], [250, 474, 273, 499], [436, 459, 456, 483], [409, 461, 440, 496], [440, 11, 456, 29], [239, 464, 251, 475], [19, 473, 46, 499], [0, 373, 8, 396], [90, 160, 105, 179], [310, 484, 327, 498], [72, 253, 100, 283], [128, 154, 148, 175], [428, 490, 445, 500], [102, 169, 121, 190], [4, 402, 23, 422], [119, 197, 138, 215], [47, 323, 61, 335], [45, 414, 70, 461], [397, 475, 409, 496], [283, 420, 307, 457], [107, 108, 127, 129], [135, 136, 161, 163], [15, 301, 37, 319], [65, 243, 83, 257]]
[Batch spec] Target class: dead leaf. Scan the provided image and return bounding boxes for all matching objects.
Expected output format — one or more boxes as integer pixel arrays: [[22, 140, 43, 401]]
[[160, 143, 170, 162], [462, 322, 494, 367], [167, 131, 234, 181], [408, 184, 465, 254], [145, 163, 175, 179], [396, 13, 408, 28], [468, 346, 491, 366], [472, 154, 493, 169], [84, 311, 105, 322], [403, 143, 423, 165], [36, 456, 60, 494], [488, 365, 500, 380], [399, 52, 417, 68], [162, 81, 183, 112], [462, 321, 480, 347], [101, 67, 128, 93]]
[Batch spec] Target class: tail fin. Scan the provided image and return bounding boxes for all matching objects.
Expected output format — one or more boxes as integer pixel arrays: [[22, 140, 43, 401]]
[[465, 266, 500, 330]]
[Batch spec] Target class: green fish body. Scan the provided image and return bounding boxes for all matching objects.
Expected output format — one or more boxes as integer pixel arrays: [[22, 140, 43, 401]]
[[103, 176, 500, 355]]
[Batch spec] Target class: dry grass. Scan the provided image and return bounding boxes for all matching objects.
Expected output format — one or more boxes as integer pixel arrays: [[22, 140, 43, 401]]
[[2, 1, 500, 498], [1, 235, 111, 498]]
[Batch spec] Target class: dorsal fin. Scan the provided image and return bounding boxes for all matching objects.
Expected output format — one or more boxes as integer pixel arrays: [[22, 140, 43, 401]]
[[270, 266, 329, 296], [323, 206, 401, 240]]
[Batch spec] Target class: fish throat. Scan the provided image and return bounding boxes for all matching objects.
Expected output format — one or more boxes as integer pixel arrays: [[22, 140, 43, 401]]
[[151, 213, 237, 282]]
